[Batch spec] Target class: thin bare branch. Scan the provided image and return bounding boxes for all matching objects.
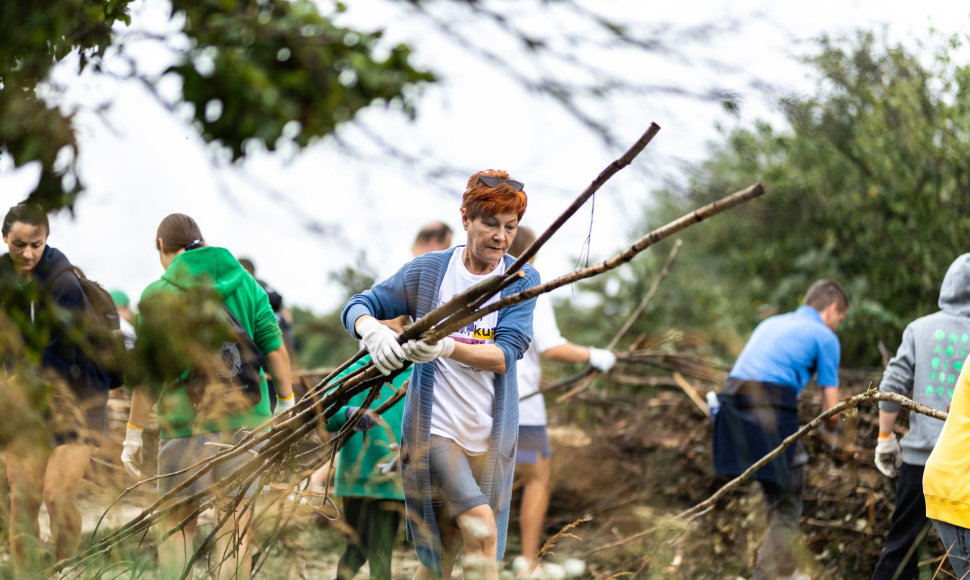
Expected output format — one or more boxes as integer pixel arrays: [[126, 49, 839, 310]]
[[554, 238, 683, 403]]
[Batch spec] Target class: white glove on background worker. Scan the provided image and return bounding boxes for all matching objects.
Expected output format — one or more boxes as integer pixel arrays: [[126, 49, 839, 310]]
[[274, 393, 296, 417], [121, 423, 144, 478], [403, 337, 455, 363], [588, 347, 617, 372], [875, 433, 902, 477], [357, 317, 405, 375]]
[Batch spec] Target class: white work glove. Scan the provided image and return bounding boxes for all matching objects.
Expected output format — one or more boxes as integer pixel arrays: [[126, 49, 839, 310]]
[[121, 424, 144, 478], [588, 347, 616, 372], [875, 433, 903, 477], [357, 317, 405, 375], [274, 394, 296, 417], [402, 337, 455, 364]]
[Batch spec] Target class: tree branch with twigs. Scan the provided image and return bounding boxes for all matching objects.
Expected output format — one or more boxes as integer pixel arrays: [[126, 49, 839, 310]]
[[584, 389, 947, 557]]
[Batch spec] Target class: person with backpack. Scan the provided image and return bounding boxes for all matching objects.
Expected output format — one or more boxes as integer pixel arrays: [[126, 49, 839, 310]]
[[121, 213, 294, 579], [342, 170, 538, 580], [0, 202, 112, 573]]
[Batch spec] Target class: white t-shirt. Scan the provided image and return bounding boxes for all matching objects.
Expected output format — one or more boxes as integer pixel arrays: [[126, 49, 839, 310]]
[[430, 247, 506, 454], [517, 293, 567, 426]]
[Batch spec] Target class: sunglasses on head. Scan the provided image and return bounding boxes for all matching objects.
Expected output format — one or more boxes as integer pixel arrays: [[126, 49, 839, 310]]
[[476, 175, 525, 191]]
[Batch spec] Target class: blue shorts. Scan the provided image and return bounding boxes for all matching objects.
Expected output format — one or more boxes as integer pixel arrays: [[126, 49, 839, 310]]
[[428, 435, 488, 516], [515, 425, 551, 464], [157, 431, 260, 498]]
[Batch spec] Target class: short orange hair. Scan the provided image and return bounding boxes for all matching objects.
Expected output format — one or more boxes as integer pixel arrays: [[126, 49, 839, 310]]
[[461, 169, 528, 221]]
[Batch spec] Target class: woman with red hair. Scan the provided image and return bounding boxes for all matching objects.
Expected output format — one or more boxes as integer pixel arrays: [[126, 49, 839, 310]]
[[342, 170, 538, 580]]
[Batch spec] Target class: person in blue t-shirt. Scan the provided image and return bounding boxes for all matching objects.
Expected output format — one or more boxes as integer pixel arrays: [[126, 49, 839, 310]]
[[712, 279, 849, 580]]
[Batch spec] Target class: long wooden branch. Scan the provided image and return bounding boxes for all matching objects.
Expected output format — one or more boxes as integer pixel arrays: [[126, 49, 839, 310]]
[[395, 123, 661, 351], [678, 390, 945, 520], [518, 239, 683, 403], [427, 183, 764, 346], [555, 239, 683, 404], [63, 121, 662, 571], [585, 390, 947, 555], [489, 123, 662, 298]]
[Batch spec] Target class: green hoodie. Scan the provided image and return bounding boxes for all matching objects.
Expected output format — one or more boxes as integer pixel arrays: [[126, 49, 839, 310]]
[[139, 246, 283, 439], [326, 357, 408, 501]]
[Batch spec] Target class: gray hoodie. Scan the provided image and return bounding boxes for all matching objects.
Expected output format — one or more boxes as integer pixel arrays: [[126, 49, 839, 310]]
[[879, 253, 970, 465]]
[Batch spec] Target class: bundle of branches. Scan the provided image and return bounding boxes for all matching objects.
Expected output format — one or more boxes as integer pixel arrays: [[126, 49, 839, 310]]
[[616, 349, 729, 385], [59, 124, 766, 578]]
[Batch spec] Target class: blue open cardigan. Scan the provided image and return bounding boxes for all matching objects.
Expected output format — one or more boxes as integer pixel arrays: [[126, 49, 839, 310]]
[[341, 247, 538, 577]]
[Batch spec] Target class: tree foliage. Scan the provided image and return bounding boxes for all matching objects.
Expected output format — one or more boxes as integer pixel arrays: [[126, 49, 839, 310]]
[[0, 0, 433, 211], [629, 30, 970, 366]]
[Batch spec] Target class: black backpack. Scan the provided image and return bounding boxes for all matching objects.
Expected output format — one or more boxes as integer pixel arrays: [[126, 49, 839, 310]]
[[168, 283, 267, 412], [70, 268, 128, 389]]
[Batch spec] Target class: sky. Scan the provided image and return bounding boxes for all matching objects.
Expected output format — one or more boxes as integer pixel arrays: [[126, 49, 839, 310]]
[[0, 1, 968, 315]]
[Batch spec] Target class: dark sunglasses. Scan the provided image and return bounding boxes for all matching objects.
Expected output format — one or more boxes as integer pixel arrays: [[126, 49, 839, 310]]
[[476, 175, 525, 191]]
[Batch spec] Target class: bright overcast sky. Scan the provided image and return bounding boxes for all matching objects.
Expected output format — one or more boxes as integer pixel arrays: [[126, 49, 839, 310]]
[[0, 1, 967, 314]]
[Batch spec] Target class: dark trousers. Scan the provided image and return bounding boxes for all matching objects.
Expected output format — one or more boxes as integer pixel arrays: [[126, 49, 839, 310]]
[[872, 463, 931, 580], [753, 442, 807, 580], [336, 497, 404, 580]]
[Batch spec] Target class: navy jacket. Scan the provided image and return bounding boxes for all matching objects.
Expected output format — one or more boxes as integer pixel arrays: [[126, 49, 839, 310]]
[[0, 245, 110, 396]]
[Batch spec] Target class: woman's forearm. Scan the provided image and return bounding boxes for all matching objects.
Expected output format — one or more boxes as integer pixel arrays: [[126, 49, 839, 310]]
[[448, 342, 506, 374]]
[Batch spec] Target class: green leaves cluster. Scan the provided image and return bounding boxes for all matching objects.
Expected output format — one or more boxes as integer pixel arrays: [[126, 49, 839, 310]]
[[634, 30, 970, 365], [171, 0, 434, 160], [0, 0, 132, 210], [0, 1, 433, 211], [554, 30, 970, 367]]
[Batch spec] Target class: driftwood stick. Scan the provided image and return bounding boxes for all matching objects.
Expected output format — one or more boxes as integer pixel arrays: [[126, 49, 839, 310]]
[[554, 239, 683, 403]]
